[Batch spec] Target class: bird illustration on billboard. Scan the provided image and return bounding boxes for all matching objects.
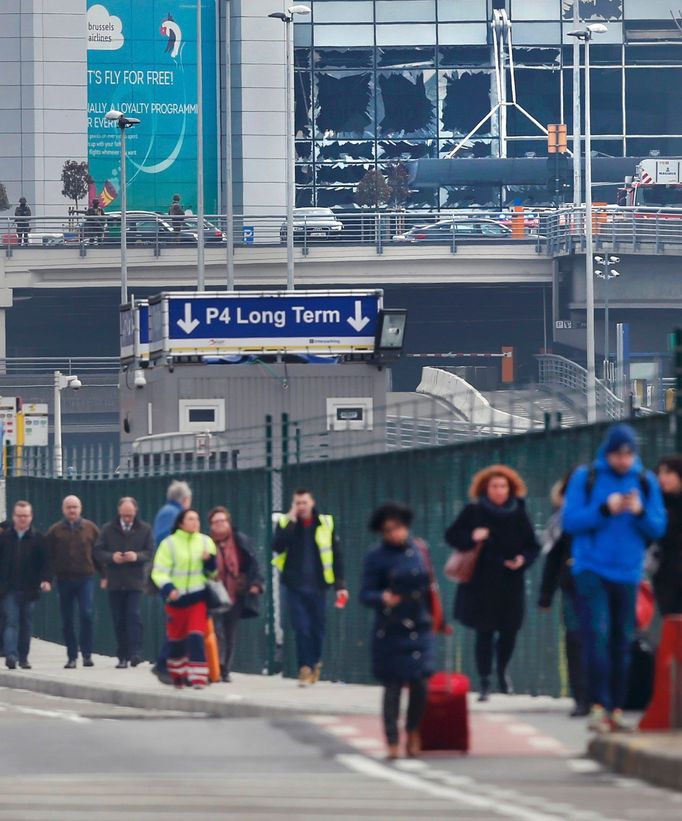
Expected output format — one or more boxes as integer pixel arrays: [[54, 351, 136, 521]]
[[161, 13, 182, 59]]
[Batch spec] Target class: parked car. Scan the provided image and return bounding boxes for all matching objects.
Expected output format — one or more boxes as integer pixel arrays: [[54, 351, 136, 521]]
[[90, 211, 226, 246], [393, 218, 513, 243], [279, 207, 344, 243]]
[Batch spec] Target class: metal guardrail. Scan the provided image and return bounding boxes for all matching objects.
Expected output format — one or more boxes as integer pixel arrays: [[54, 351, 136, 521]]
[[537, 353, 624, 421], [7, 206, 682, 260], [1, 209, 546, 258], [0, 357, 119, 374]]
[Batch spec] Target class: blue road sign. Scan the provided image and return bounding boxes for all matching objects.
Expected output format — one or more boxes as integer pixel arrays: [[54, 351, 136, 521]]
[[152, 291, 382, 356], [242, 226, 255, 245]]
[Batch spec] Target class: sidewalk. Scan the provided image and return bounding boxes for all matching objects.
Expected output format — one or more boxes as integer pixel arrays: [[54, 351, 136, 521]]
[[590, 731, 682, 792], [0, 639, 573, 718]]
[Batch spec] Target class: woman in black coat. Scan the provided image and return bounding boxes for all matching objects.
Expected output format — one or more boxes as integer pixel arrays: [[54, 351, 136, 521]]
[[654, 457, 682, 616], [445, 464, 540, 701], [360, 502, 435, 760]]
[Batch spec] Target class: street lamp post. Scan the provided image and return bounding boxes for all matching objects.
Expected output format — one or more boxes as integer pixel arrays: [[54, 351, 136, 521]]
[[268, 5, 311, 291], [567, 22, 608, 423], [105, 110, 140, 305], [225, 0, 235, 291], [595, 254, 621, 383], [53, 370, 82, 478], [197, 0, 206, 291]]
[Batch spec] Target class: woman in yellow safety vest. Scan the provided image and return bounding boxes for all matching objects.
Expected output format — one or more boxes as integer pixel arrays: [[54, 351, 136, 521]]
[[151, 509, 217, 689]]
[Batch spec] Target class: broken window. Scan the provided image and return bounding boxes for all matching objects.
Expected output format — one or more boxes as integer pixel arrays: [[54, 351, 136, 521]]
[[314, 48, 374, 69], [379, 140, 436, 160], [377, 71, 437, 137], [507, 68, 561, 136], [315, 71, 374, 138], [562, 0, 623, 20], [626, 67, 682, 135], [440, 69, 493, 137]]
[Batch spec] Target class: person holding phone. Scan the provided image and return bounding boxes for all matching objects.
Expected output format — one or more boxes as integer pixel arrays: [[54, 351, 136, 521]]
[[563, 424, 666, 733], [272, 489, 347, 687]]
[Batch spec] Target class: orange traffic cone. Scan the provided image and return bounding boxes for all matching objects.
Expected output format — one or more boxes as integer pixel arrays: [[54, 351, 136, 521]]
[[204, 617, 221, 684], [639, 615, 682, 731]]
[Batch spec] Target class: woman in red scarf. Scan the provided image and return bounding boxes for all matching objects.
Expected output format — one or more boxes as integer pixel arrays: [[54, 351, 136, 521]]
[[208, 507, 264, 682]]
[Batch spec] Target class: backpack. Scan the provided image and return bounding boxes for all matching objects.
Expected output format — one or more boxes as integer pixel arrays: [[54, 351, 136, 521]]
[[584, 465, 650, 503]]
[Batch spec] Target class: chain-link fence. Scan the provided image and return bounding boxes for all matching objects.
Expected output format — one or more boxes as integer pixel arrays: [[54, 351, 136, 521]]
[[9, 412, 675, 693]]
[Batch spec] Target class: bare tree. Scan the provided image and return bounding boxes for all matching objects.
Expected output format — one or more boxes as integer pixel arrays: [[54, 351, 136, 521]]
[[386, 163, 411, 209], [61, 160, 90, 211]]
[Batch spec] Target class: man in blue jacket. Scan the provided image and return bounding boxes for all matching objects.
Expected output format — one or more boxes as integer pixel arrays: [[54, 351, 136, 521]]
[[563, 424, 666, 733]]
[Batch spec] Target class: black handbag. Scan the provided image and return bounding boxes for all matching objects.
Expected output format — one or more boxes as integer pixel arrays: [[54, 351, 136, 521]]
[[205, 580, 233, 614], [241, 590, 261, 619]]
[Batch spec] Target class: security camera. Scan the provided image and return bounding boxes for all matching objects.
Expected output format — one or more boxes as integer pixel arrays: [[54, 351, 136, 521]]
[[68, 376, 82, 391], [133, 369, 147, 389]]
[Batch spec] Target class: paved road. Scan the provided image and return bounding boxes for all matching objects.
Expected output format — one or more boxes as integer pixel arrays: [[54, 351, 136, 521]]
[[0, 686, 680, 820]]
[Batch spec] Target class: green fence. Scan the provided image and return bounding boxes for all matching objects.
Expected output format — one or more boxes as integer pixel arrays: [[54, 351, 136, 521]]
[[9, 413, 676, 693]]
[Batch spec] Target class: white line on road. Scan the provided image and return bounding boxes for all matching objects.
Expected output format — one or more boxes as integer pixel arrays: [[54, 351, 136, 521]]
[[0, 701, 90, 724], [327, 724, 360, 736], [567, 759, 602, 773], [337, 753, 568, 821], [527, 736, 566, 750], [507, 724, 538, 735]]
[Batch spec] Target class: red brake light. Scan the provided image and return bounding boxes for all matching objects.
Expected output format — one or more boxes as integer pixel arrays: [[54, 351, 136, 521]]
[[415, 233, 428, 240]]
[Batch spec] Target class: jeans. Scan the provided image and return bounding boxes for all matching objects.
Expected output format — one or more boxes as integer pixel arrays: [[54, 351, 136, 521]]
[[383, 679, 429, 746], [286, 588, 327, 670], [475, 628, 518, 680], [575, 570, 637, 711], [3, 592, 35, 662], [214, 599, 243, 674], [57, 577, 95, 661], [108, 590, 143, 662]]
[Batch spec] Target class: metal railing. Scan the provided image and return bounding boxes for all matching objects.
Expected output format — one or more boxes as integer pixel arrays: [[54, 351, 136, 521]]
[[0, 357, 119, 374], [537, 353, 625, 421], [1, 209, 545, 258]]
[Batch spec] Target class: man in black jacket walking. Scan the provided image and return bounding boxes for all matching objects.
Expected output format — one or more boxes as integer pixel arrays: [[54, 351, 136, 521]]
[[272, 489, 347, 686], [94, 497, 154, 668], [14, 197, 31, 246], [0, 501, 51, 669]]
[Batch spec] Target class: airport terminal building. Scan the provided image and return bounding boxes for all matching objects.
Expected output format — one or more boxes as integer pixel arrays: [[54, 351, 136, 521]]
[[2, 1, 682, 216]]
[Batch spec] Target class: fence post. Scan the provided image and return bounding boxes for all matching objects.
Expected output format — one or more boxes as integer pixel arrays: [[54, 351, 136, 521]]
[[674, 329, 682, 453], [264, 415, 279, 675]]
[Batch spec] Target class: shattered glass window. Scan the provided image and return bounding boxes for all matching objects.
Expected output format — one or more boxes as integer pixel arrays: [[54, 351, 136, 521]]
[[439, 185, 499, 208], [379, 140, 436, 160], [295, 70, 312, 137], [378, 47, 436, 69], [561, 0, 623, 21], [625, 44, 682, 64], [439, 45, 493, 67], [439, 70, 493, 136], [626, 67, 682, 134], [317, 141, 375, 161], [314, 48, 374, 69], [316, 163, 373, 185], [439, 139, 496, 158], [507, 69, 561, 136], [377, 71, 438, 138], [315, 71, 374, 138], [513, 47, 562, 66], [296, 141, 313, 161]]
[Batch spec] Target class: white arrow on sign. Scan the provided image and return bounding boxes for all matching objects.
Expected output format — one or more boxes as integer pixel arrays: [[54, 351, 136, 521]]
[[347, 300, 370, 332], [177, 303, 200, 334]]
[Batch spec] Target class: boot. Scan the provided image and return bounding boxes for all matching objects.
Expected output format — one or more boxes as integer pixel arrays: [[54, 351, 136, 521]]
[[478, 676, 492, 702], [298, 666, 313, 687], [498, 671, 514, 695], [406, 730, 421, 758], [310, 662, 322, 684]]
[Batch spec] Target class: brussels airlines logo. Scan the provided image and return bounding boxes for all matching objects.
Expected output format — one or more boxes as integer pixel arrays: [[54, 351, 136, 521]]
[[161, 13, 182, 59], [87, 4, 124, 50]]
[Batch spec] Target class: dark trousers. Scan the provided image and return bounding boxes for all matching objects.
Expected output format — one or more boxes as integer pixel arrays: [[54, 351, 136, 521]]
[[108, 590, 143, 662], [156, 597, 170, 673], [286, 588, 327, 670], [382, 679, 429, 746], [214, 599, 243, 674], [17, 229, 29, 246], [3, 591, 35, 662], [575, 570, 637, 711], [57, 577, 94, 661], [562, 589, 587, 707], [475, 628, 518, 680]]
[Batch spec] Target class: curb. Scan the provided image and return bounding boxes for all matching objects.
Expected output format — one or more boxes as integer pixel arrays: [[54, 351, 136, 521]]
[[0, 669, 311, 719], [589, 733, 682, 792]]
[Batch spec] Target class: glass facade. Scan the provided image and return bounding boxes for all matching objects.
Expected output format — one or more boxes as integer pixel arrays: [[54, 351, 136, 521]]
[[294, 0, 682, 209]]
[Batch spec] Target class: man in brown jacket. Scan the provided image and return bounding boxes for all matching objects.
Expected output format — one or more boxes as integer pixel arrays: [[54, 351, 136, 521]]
[[46, 495, 101, 668]]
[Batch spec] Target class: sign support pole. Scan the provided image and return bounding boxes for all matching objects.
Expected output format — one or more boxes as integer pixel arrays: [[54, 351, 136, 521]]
[[197, 0, 206, 291]]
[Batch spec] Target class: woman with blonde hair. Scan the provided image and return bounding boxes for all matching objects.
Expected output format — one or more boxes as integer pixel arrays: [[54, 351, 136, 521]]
[[445, 465, 540, 701]]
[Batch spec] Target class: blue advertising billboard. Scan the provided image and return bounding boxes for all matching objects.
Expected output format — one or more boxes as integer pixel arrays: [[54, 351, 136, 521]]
[[86, 1, 218, 213]]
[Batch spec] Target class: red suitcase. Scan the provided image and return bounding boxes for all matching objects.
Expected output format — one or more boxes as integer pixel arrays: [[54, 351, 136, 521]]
[[420, 672, 470, 752]]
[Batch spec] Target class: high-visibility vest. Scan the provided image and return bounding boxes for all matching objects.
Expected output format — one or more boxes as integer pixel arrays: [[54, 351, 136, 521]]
[[152, 531, 217, 596], [272, 514, 335, 585]]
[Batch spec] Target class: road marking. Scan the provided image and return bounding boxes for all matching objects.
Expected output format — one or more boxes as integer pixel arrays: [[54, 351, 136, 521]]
[[337, 753, 567, 821], [349, 737, 384, 750], [394, 759, 428, 771], [527, 736, 565, 750], [567, 759, 602, 773], [507, 723, 537, 735], [0, 702, 91, 724], [306, 715, 340, 725], [327, 724, 360, 736]]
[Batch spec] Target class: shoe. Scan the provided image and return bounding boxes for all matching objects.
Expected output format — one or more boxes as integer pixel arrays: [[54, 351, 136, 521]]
[[298, 665, 313, 687], [192, 683, 206, 690], [570, 702, 590, 718], [386, 744, 400, 761], [498, 672, 514, 695], [151, 666, 173, 686], [115, 660, 128, 669], [130, 656, 143, 668], [19, 660, 31, 670], [64, 659, 77, 669], [221, 672, 232, 683], [587, 704, 611, 733], [405, 730, 421, 759], [5, 656, 17, 670], [82, 657, 94, 667], [310, 662, 322, 685], [478, 677, 491, 702], [609, 709, 632, 733]]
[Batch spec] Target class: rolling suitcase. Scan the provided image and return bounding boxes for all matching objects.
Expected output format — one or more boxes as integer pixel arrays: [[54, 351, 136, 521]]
[[204, 617, 221, 684], [420, 634, 470, 752], [420, 672, 470, 752]]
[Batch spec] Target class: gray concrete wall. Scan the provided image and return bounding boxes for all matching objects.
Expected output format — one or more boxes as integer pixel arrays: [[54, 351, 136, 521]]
[[0, 0, 88, 217]]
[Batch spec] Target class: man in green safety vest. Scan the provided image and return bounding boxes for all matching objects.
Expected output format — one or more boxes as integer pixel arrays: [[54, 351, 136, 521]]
[[272, 488, 347, 687]]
